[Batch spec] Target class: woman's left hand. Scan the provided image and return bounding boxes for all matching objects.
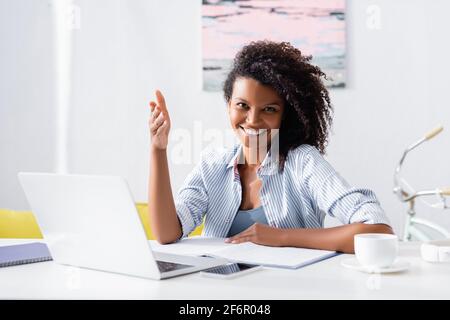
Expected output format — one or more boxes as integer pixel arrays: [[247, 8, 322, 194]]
[[225, 223, 286, 247]]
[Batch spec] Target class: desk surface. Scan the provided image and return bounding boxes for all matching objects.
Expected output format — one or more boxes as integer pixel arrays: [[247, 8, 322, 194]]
[[0, 239, 449, 299]]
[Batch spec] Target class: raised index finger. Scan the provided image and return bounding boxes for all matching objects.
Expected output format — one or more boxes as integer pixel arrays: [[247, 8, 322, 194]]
[[155, 90, 168, 114]]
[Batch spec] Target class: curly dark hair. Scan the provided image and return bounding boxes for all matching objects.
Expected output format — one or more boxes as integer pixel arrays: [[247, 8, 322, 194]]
[[223, 40, 333, 170]]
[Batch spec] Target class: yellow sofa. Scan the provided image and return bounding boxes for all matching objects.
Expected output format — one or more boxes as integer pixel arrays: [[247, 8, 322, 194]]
[[0, 203, 203, 239]]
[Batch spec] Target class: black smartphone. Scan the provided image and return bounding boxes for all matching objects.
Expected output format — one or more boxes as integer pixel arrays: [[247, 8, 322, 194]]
[[200, 263, 262, 279]]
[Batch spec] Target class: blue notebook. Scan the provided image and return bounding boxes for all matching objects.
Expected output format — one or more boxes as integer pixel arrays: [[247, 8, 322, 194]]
[[0, 242, 52, 267]]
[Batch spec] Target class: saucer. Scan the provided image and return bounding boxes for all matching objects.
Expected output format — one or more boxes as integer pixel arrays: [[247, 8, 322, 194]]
[[340, 258, 411, 274]]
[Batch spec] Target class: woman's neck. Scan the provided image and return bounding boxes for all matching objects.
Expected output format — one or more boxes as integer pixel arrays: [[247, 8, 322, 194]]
[[242, 146, 269, 169]]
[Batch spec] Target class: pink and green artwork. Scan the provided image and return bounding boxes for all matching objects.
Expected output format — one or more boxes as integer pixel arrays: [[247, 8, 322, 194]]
[[202, 0, 346, 90]]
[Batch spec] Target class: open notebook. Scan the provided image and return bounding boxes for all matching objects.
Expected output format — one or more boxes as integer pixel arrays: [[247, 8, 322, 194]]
[[0, 242, 52, 268], [152, 237, 338, 269], [206, 242, 338, 269]]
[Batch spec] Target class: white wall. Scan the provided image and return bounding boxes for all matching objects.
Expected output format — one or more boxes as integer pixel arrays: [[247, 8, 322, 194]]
[[2, 0, 450, 237], [0, 0, 56, 209]]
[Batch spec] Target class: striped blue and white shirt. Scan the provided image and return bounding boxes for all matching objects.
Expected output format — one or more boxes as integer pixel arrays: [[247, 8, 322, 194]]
[[175, 143, 390, 238]]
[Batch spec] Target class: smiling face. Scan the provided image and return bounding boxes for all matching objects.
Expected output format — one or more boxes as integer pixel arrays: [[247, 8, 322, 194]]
[[227, 77, 285, 161]]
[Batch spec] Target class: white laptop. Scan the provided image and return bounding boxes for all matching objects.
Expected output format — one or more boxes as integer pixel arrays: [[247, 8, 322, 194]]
[[18, 172, 226, 280]]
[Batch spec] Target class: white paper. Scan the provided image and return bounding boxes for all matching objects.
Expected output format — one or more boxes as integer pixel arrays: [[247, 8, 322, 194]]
[[150, 237, 232, 256]]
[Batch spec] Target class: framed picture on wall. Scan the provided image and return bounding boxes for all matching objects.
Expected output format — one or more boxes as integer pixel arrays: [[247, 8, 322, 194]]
[[202, 0, 346, 91]]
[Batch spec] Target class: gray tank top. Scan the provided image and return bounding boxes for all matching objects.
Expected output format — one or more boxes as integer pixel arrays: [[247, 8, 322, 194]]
[[227, 206, 269, 237]]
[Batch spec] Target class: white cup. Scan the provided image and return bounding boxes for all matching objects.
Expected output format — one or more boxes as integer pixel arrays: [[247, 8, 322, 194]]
[[354, 233, 398, 269]]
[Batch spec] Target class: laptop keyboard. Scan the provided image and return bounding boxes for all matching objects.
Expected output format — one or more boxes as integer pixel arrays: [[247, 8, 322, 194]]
[[156, 260, 193, 273]]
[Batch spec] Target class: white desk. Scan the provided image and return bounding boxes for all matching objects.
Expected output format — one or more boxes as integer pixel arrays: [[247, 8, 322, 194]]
[[0, 239, 449, 299]]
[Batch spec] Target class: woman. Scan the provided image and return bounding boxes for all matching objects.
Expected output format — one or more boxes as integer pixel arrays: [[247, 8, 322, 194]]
[[148, 40, 393, 253]]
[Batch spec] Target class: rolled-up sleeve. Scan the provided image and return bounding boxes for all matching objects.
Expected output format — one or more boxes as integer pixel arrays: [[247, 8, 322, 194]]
[[301, 147, 391, 226], [175, 161, 209, 238]]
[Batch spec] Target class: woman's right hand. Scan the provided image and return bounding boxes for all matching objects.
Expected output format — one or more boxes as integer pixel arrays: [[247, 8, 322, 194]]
[[149, 90, 171, 150]]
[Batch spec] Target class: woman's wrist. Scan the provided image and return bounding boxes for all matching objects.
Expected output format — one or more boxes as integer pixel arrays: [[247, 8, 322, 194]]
[[151, 145, 167, 154], [280, 228, 294, 247]]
